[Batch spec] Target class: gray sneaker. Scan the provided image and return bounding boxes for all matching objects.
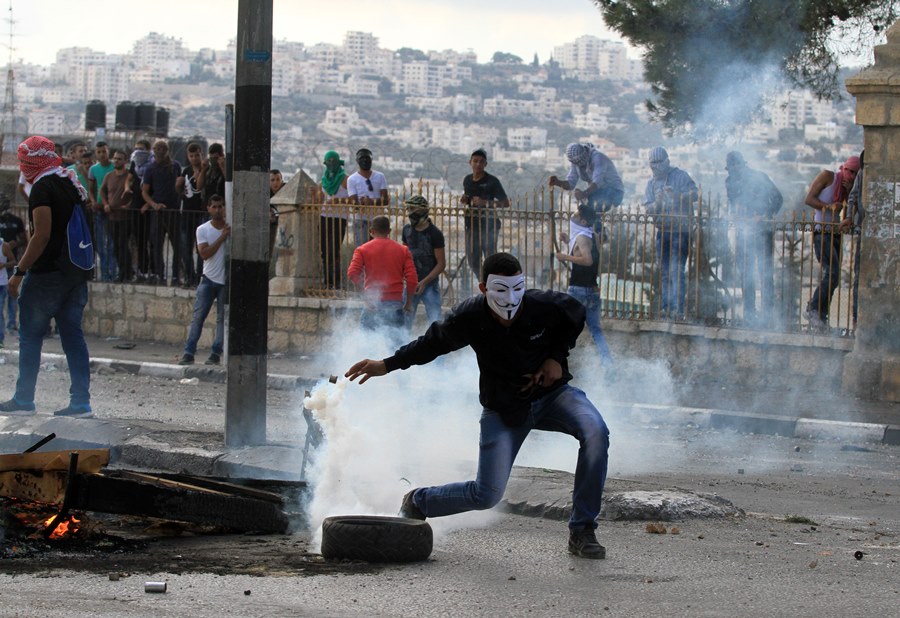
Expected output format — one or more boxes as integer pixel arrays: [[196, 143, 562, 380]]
[[568, 528, 606, 559], [0, 398, 36, 416], [399, 489, 426, 520], [204, 353, 221, 365], [52, 405, 94, 419]]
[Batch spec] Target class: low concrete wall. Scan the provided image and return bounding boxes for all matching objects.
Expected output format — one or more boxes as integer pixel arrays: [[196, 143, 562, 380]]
[[83, 282, 854, 397]]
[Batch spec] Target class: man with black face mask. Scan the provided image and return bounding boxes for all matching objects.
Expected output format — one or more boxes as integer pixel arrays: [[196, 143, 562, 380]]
[[348, 148, 389, 247], [401, 195, 446, 329]]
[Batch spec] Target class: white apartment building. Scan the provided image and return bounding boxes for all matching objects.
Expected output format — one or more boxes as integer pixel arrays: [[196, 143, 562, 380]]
[[343, 31, 380, 66], [574, 104, 611, 132], [507, 127, 548, 150], [407, 94, 479, 117], [804, 122, 841, 142], [397, 61, 443, 97], [429, 121, 499, 155], [28, 111, 66, 135], [769, 90, 836, 130], [319, 105, 361, 136], [131, 32, 190, 66], [341, 75, 380, 97], [428, 49, 478, 64], [552, 35, 631, 81]]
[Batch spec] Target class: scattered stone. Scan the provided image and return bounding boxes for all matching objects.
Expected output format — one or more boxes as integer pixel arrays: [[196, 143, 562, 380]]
[[855, 551, 864, 561], [670, 527, 680, 535], [179, 378, 200, 385], [790, 465, 804, 472], [108, 573, 120, 581], [508, 576, 516, 581], [808, 560, 817, 569], [244, 590, 251, 596], [737, 469, 745, 475], [645, 523, 667, 534], [794, 446, 801, 452]]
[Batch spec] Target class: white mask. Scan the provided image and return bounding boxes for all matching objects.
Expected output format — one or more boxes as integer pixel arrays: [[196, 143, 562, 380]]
[[484, 273, 526, 321]]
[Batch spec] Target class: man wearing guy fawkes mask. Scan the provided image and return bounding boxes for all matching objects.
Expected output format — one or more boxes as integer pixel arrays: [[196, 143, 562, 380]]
[[346, 252, 611, 560]]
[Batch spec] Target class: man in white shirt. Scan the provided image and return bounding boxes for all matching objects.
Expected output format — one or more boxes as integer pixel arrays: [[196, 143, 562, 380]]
[[178, 194, 230, 366], [347, 148, 389, 247]]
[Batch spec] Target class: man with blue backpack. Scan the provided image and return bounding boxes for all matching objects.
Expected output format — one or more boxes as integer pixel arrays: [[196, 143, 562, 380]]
[[0, 135, 94, 419]]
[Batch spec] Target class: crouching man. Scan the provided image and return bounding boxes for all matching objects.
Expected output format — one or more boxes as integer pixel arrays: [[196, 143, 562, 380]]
[[345, 252, 610, 559]]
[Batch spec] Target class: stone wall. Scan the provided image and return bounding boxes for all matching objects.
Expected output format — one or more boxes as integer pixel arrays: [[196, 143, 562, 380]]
[[83, 282, 853, 395]]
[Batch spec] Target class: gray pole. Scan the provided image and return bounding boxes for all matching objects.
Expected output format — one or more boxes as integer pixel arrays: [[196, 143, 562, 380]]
[[225, 0, 272, 447]]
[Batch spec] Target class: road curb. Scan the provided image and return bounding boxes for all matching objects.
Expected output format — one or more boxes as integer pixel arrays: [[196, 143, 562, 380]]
[[2, 349, 896, 447]]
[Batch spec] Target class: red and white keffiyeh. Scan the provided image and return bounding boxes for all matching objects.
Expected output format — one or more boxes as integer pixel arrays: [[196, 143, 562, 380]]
[[17, 135, 88, 201]]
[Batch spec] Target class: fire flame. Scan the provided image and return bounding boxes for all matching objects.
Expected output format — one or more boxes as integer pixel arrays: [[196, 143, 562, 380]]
[[43, 514, 81, 540]]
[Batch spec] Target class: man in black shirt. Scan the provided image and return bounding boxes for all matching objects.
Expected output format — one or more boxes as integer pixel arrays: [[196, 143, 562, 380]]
[[346, 252, 610, 559], [461, 149, 509, 281], [0, 136, 93, 418], [401, 195, 446, 328], [0, 195, 26, 330]]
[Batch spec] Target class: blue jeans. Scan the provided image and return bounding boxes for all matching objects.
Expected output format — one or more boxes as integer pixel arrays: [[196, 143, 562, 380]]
[[587, 187, 624, 214], [2, 268, 14, 328], [808, 231, 842, 322], [567, 285, 613, 365], [0, 285, 6, 344], [14, 271, 90, 408], [656, 231, 690, 317], [183, 275, 225, 356], [94, 212, 118, 282], [360, 299, 405, 330], [407, 279, 442, 328], [411, 385, 609, 530]]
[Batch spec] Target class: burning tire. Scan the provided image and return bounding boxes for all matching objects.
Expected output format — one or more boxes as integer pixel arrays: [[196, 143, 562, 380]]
[[320, 515, 433, 563]]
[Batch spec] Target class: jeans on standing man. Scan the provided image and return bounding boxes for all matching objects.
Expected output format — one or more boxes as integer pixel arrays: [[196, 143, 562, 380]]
[[808, 231, 842, 324], [407, 278, 442, 326], [183, 275, 225, 359], [14, 271, 90, 410], [656, 230, 690, 317], [566, 285, 613, 364]]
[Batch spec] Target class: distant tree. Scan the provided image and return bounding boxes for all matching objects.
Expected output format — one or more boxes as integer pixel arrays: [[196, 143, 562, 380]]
[[491, 52, 523, 65], [592, 0, 899, 132], [532, 53, 540, 68], [395, 47, 428, 63]]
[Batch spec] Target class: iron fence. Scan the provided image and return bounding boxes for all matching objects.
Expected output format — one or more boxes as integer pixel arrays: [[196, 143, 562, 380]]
[[6, 187, 861, 337]]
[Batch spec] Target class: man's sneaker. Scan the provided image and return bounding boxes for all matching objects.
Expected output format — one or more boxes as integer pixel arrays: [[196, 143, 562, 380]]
[[399, 489, 426, 520], [568, 528, 606, 559], [178, 354, 195, 365], [0, 398, 36, 416], [204, 353, 221, 366], [52, 405, 93, 419]]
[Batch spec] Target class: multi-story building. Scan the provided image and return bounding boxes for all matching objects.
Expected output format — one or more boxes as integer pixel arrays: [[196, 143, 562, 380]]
[[319, 105, 361, 136], [552, 35, 632, 81], [507, 127, 548, 150]]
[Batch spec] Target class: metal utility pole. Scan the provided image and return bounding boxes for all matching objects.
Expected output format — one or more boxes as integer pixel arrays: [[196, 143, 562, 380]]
[[225, 0, 273, 447], [0, 0, 17, 165]]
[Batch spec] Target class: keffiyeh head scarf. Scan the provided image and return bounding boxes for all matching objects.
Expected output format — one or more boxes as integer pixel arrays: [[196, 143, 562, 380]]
[[829, 155, 861, 205], [18, 135, 88, 201], [565, 143, 592, 168]]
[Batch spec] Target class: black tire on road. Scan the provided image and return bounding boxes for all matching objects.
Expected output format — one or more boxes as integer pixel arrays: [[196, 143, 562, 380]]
[[321, 515, 433, 563]]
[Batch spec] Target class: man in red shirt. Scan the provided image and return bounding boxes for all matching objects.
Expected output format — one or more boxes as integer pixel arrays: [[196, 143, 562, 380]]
[[347, 215, 417, 330]]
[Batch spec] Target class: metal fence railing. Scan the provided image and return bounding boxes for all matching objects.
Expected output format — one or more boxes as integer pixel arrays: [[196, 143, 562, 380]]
[[7, 186, 861, 337]]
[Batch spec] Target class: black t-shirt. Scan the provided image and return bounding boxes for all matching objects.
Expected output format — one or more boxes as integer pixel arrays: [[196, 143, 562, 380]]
[[463, 173, 507, 204], [402, 222, 445, 280], [204, 164, 226, 204], [181, 166, 205, 212], [28, 174, 84, 273]]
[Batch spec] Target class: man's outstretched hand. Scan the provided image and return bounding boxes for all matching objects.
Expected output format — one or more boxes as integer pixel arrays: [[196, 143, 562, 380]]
[[345, 359, 388, 384]]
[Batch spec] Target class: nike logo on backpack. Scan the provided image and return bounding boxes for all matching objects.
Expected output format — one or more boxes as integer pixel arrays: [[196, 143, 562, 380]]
[[78, 241, 92, 249]]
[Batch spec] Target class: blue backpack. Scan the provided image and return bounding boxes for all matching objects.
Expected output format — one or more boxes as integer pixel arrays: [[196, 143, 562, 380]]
[[62, 201, 94, 274]]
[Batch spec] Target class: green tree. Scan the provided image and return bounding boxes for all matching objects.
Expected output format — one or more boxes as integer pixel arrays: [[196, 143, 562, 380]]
[[491, 51, 523, 64], [593, 0, 898, 132]]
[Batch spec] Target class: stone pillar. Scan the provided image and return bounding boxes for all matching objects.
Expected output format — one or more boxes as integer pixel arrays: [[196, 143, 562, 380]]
[[844, 22, 900, 403], [268, 169, 322, 295]]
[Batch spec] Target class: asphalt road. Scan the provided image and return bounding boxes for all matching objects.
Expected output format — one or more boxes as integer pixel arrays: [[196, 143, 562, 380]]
[[1, 362, 898, 617]]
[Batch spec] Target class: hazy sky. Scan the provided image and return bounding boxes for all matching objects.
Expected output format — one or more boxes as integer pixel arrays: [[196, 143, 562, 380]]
[[10, 0, 626, 66]]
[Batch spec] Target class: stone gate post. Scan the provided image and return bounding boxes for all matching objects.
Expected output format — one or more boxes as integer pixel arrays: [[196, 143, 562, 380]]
[[844, 22, 900, 402]]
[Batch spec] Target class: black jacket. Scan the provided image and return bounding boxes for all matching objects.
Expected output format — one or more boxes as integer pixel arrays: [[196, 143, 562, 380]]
[[384, 289, 585, 425]]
